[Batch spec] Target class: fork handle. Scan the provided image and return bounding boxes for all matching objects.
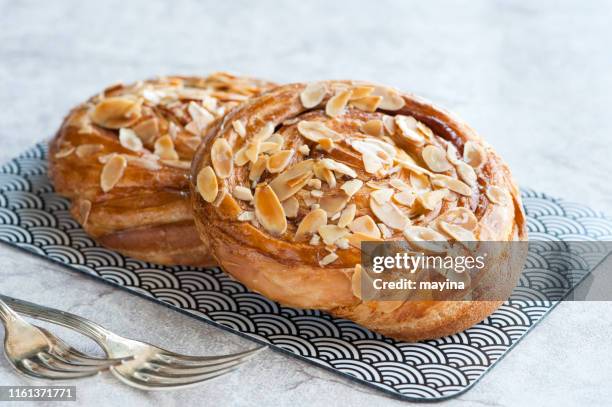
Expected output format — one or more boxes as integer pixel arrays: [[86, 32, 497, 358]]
[[0, 295, 114, 346]]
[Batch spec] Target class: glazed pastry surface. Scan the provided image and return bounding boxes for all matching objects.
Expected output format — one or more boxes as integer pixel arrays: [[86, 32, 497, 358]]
[[50, 73, 274, 266], [191, 81, 527, 341]]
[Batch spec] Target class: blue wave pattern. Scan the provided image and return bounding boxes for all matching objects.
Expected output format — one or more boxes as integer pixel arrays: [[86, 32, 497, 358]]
[[1, 144, 611, 401]]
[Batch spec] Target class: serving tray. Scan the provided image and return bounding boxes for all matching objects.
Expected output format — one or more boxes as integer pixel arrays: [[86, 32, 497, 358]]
[[0, 143, 610, 401]]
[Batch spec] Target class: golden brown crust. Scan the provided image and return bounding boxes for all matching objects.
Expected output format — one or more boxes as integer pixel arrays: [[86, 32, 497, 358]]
[[49, 73, 275, 266], [191, 81, 527, 341]]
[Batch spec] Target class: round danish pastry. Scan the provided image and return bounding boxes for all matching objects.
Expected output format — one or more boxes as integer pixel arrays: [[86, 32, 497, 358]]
[[49, 73, 274, 266], [190, 81, 527, 341]]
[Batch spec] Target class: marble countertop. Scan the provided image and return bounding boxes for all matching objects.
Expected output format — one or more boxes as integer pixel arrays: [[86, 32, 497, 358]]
[[1, 0, 611, 405]]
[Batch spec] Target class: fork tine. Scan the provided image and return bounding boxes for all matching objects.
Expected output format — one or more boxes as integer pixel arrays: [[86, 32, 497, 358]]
[[128, 365, 240, 388], [46, 350, 123, 370], [19, 358, 100, 380], [34, 352, 112, 374], [144, 356, 245, 375], [156, 346, 265, 366]]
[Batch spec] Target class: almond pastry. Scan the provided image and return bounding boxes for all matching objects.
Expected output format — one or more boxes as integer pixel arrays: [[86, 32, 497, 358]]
[[49, 73, 274, 266], [188, 80, 527, 341]]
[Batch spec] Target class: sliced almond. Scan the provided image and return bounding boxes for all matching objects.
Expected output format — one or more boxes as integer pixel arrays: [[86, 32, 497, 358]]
[[244, 140, 261, 164], [253, 122, 275, 142], [350, 86, 374, 99], [319, 192, 350, 215], [340, 179, 363, 196], [237, 211, 254, 221], [349, 215, 381, 239], [269, 160, 315, 201], [378, 223, 392, 238], [282, 196, 299, 218], [100, 154, 127, 192], [91, 97, 141, 129], [369, 197, 410, 230], [321, 158, 357, 178], [317, 137, 335, 152], [233, 186, 254, 201], [254, 185, 287, 235], [313, 162, 337, 188], [410, 172, 431, 193], [371, 188, 394, 204], [310, 233, 321, 246], [55, 146, 75, 158], [486, 185, 510, 205], [266, 150, 294, 173], [431, 174, 472, 196], [297, 121, 342, 142], [372, 86, 405, 110], [338, 204, 356, 228], [436, 207, 478, 231], [361, 119, 384, 137], [318, 225, 349, 245], [75, 143, 104, 158], [319, 252, 339, 266], [463, 141, 486, 168], [249, 155, 267, 182], [366, 180, 388, 190], [403, 226, 448, 253], [181, 135, 202, 151], [347, 232, 383, 249], [154, 135, 179, 160], [197, 166, 218, 203], [307, 178, 322, 189], [456, 160, 477, 186], [160, 159, 190, 170], [232, 119, 247, 138], [300, 82, 327, 108], [118, 128, 143, 152], [393, 190, 417, 207], [422, 145, 453, 173], [132, 118, 159, 145], [439, 221, 476, 241], [325, 89, 352, 117], [395, 115, 425, 146], [350, 96, 382, 112], [382, 115, 397, 135], [362, 151, 383, 174], [446, 143, 461, 165], [389, 178, 411, 190], [311, 190, 324, 198], [186, 102, 215, 136], [295, 208, 327, 241], [336, 238, 350, 249], [419, 189, 448, 210], [298, 144, 310, 155], [78, 199, 92, 225], [211, 139, 233, 179], [234, 145, 250, 167], [260, 141, 279, 154]]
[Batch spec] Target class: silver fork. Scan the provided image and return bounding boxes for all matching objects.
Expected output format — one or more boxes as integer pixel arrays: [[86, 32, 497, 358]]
[[0, 299, 124, 381], [1, 295, 265, 390]]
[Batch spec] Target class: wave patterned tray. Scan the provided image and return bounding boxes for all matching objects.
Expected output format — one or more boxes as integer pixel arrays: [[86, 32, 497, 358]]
[[1, 144, 610, 401]]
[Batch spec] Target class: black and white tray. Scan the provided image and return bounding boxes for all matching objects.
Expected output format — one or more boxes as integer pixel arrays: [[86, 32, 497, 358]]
[[0, 144, 610, 401]]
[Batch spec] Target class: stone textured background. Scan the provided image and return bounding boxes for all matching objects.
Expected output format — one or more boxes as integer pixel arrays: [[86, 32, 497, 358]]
[[0, 0, 611, 405]]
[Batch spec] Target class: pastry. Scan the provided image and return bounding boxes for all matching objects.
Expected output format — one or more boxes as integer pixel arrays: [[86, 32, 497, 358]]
[[191, 81, 527, 341], [49, 73, 274, 266]]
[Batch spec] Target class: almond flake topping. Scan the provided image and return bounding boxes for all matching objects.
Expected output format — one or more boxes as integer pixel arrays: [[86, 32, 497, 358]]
[[463, 141, 486, 168], [197, 166, 218, 203], [350, 86, 374, 99], [186, 102, 215, 136], [160, 159, 190, 170], [297, 121, 342, 142], [267, 150, 294, 173], [76, 143, 104, 158], [232, 120, 247, 138], [419, 189, 448, 210], [210, 138, 234, 179], [254, 185, 287, 235], [282, 196, 299, 218], [431, 174, 472, 196], [317, 138, 335, 152], [486, 186, 510, 205], [439, 221, 476, 241], [403, 226, 448, 253], [154, 135, 179, 160], [118, 128, 143, 152], [456, 160, 477, 186], [395, 115, 425, 146], [372, 86, 405, 110], [319, 192, 350, 215], [298, 145, 310, 155], [437, 207, 478, 230], [318, 225, 349, 246], [237, 211, 254, 221], [361, 120, 384, 137], [350, 96, 382, 112], [338, 204, 356, 228], [269, 160, 315, 201], [362, 151, 383, 174], [371, 188, 394, 204], [300, 82, 327, 108], [378, 223, 392, 238], [308, 179, 322, 189], [78, 199, 92, 225], [249, 155, 267, 182], [340, 179, 363, 196], [233, 186, 253, 201], [319, 252, 339, 266], [393, 190, 417, 207], [389, 178, 411, 190], [325, 89, 353, 117], [100, 154, 127, 192], [422, 145, 453, 173], [349, 215, 381, 239], [295, 209, 327, 241], [321, 158, 357, 178], [91, 97, 142, 129], [370, 197, 410, 230], [410, 172, 431, 193], [55, 146, 75, 158], [313, 162, 337, 188]]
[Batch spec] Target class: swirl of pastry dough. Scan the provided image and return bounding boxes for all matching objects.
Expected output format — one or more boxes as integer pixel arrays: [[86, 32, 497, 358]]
[[191, 81, 527, 341]]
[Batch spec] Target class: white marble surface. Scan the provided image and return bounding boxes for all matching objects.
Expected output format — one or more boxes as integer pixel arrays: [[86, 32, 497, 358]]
[[1, 0, 611, 405]]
